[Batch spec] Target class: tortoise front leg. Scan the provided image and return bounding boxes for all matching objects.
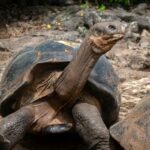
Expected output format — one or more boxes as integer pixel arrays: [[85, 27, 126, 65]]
[[0, 106, 34, 150], [72, 101, 111, 150], [72, 96, 122, 150]]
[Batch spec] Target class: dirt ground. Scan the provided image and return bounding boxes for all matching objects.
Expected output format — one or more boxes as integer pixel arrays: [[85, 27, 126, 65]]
[[0, 4, 149, 150]]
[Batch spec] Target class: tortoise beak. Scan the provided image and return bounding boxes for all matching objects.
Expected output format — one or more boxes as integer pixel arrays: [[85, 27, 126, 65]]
[[112, 33, 124, 41], [113, 33, 124, 40]]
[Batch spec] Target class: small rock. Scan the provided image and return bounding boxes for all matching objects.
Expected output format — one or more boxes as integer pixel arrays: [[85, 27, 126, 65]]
[[84, 11, 101, 28], [132, 3, 150, 16], [140, 29, 150, 48]]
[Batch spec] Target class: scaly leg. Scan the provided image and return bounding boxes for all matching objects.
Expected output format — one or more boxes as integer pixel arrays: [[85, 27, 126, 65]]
[[72, 98, 122, 150], [0, 106, 34, 150]]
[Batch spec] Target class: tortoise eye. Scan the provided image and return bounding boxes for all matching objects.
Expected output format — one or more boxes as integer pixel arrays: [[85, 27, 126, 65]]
[[108, 25, 116, 30]]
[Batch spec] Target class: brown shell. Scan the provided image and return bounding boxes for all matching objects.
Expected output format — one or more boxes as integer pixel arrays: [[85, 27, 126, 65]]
[[0, 41, 74, 116], [110, 95, 150, 150]]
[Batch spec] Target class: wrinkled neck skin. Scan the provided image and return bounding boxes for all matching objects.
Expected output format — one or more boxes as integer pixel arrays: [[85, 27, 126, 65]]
[[54, 36, 108, 104]]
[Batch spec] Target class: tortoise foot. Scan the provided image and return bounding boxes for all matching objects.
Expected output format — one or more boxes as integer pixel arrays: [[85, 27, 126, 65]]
[[72, 102, 111, 150], [0, 134, 10, 150], [0, 106, 34, 149]]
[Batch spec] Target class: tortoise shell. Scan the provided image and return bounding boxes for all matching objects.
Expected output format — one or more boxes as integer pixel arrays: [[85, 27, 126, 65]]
[[0, 40, 120, 127], [110, 95, 150, 150]]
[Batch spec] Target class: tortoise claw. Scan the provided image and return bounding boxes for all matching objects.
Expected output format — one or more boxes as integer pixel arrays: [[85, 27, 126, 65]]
[[42, 123, 73, 134], [0, 133, 11, 150]]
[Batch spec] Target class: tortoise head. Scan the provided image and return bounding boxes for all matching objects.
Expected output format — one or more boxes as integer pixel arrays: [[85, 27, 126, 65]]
[[88, 21, 127, 54]]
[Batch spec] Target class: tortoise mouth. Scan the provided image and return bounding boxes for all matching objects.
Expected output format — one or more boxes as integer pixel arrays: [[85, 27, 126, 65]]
[[104, 33, 124, 44], [112, 33, 124, 40], [89, 33, 124, 54], [105, 33, 124, 43]]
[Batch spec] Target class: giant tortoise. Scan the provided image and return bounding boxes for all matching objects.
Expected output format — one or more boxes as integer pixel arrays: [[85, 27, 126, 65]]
[[0, 21, 125, 150]]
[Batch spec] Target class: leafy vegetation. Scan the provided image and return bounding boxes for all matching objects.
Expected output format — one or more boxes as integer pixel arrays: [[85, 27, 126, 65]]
[[97, 4, 106, 11], [80, 1, 90, 9], [80, 0, 149, 6], [109, 0, 130, 5], [80, 1, 106, 11]]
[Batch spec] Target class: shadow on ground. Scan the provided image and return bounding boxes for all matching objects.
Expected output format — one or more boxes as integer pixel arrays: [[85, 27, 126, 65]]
[[13, 133, 87, 150]]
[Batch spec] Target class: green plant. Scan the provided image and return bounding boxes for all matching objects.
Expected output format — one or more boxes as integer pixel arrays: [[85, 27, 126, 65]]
[[79, 0, 146, 8], [109, 0, 130, 5], [80, 1, 90, 9], [97, 4, 106, 11]]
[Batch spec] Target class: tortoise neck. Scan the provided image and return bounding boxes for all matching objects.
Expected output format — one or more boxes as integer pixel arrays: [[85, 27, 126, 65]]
[[54, 38, 100, 103]]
